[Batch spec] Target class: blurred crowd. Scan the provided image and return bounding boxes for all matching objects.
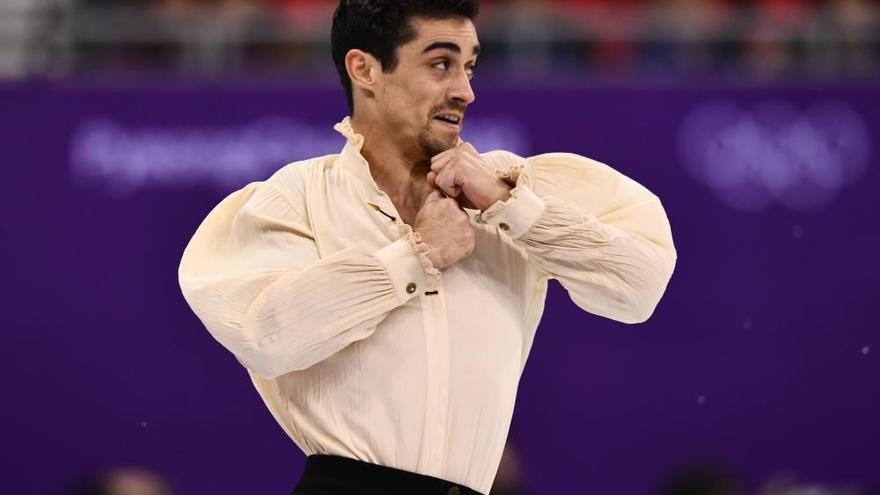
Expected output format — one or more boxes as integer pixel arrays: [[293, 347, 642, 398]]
[[62, 456, 878, 495], [1, 0, 877, 79]]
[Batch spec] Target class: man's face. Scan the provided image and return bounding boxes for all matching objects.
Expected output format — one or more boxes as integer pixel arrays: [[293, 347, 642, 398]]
[[375, 16, 479, 160]]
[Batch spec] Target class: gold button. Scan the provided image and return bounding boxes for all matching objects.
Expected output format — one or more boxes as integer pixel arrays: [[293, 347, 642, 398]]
[[499, 222, 510, 231], [406, 282, 417, 294], [448, 487, 460, 495]]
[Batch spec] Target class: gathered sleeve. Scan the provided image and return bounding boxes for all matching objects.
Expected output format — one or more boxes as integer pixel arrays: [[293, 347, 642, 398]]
[[178, 180, 436, 379], [477, 152, 677, 324]]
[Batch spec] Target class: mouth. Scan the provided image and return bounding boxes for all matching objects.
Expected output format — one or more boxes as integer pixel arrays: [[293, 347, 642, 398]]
[[432, 113, 463, 130]]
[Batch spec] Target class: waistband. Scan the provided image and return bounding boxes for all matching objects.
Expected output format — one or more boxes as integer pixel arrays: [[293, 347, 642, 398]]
[[292, 454, 485, 495]]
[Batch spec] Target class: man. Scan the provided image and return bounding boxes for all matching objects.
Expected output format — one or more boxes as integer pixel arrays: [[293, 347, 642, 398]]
[[178, 1, 677, 494]]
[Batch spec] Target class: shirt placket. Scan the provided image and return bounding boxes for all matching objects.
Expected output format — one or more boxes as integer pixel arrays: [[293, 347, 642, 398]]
[[415, 283, 450, 476], [372, 191, 451, 477]]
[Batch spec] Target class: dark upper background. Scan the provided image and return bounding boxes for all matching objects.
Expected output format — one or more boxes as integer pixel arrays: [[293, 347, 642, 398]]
[[1, 1, 878, 495]]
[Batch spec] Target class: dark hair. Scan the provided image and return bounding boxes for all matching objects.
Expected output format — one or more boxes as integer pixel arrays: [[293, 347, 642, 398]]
[[331, 0, 480, 114]]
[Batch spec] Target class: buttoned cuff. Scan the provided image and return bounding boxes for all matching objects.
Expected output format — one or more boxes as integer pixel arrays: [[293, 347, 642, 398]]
[[373, 238, 435, 304], [476, 184, 546, 239]]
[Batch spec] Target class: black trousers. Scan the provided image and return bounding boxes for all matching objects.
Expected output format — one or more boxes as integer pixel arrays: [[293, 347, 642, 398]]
[[291, 454, 485, 495]]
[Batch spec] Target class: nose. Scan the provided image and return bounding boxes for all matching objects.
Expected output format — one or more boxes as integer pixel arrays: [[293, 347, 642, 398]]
[[449, 69, 475, 106]]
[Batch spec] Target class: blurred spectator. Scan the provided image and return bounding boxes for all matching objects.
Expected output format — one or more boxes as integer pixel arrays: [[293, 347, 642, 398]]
[[66, 467, 174, 495], [758, 473, 866, 495], [490, 439, 529, 495], [480, 0, 587, 75], [660, 463, 743, 495], [0, 0, 877, 79], [0, 0, 58, 76]]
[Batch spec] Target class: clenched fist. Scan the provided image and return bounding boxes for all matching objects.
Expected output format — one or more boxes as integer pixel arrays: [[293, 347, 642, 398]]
[[413, 190, 476, 269], [427, 142, 512, 211]]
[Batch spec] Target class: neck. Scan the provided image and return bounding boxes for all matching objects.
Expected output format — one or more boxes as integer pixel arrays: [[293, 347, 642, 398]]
[[350, 115, 432, 212]]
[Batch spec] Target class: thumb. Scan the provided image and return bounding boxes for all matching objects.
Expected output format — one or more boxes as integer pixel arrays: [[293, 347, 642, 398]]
[[425, 189, 444, 204]]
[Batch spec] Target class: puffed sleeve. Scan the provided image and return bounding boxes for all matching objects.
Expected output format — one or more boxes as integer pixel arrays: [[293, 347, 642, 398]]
[[478, 152, 677, 324], [178, 178, 438, 378]]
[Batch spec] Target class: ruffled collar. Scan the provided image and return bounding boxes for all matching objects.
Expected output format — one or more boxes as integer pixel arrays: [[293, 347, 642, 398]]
[[333, 116, 379, 191], [333, 116, 365, 151]]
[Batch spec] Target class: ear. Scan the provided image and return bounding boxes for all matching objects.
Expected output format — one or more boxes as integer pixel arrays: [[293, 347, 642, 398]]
[[345, 49, 379, 96]]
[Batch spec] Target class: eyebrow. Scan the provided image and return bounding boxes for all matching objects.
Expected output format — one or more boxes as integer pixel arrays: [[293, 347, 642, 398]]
[[422, 41, 481, 57]]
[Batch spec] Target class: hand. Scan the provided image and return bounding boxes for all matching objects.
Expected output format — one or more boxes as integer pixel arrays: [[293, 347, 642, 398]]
[[413, 190, 476, 269], [428, 142, 512, 211]]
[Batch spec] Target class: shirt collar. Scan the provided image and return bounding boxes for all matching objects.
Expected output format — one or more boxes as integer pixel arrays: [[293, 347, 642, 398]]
[[333, 116, 364, 151], [334, 116, 381, 192], [332, 116, 465, 193]]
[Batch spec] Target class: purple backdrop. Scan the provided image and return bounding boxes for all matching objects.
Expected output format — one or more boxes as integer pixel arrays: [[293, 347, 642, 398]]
[[2, 79, 878, 495]]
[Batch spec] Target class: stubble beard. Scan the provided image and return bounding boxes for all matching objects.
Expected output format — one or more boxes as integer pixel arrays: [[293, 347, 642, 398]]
[[418, 125, 458, 159]]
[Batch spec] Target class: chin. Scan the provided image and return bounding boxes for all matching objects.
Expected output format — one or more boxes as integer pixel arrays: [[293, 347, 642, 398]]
[[419, 128, 458, 158]]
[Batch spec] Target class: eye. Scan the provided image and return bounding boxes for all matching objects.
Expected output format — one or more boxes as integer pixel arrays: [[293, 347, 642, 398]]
[[466, 64, 478, 79], [432, 60, 450, 71]]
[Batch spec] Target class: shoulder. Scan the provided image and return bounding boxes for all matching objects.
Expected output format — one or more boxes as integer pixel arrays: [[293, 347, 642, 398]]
[[482, 149, 619, 178], [480, 149, 529, 172], [482, 148, 617, 177], [524, 152, 659, 205], [266, 154, 338, 192], [526, 152, 621, 187], [480, 149, 621, 188], [262, 154, 340, 213]]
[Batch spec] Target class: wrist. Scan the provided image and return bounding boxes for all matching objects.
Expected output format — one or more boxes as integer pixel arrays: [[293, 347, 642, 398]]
[[476, 182, 512, 211]]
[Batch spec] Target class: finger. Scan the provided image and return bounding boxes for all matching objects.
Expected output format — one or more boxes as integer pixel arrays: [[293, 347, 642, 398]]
[[459, 141, 479, 155], [430, 147, 455, 161], [445, 195, 465, 211], [437, 180, 458, 198], [426, 171, 437, 189], [430, 145, 460, 163], [441, 183, 460, 196], [425, 189, 444, 203], [435, 168, 459, 197], [430, 152, 455, 173]]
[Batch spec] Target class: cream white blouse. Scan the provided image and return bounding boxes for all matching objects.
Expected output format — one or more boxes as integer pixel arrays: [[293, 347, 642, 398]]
[[178, 117, 677, 494]]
